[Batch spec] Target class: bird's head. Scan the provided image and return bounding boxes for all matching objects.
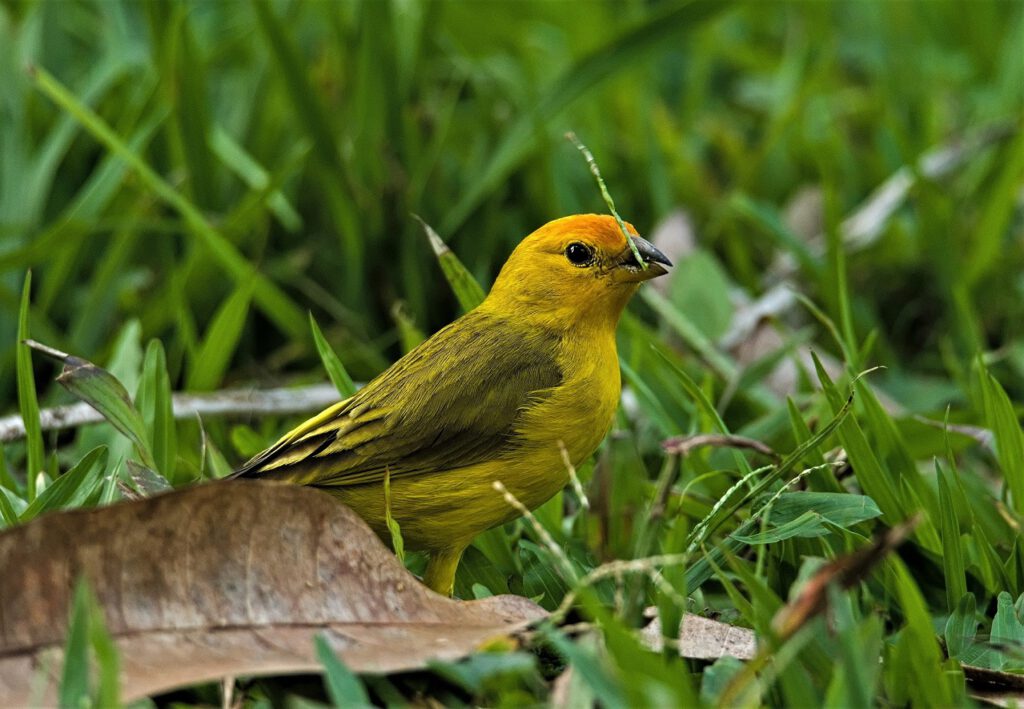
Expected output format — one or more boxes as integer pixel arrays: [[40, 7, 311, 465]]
[[483, 214, 672, 330]]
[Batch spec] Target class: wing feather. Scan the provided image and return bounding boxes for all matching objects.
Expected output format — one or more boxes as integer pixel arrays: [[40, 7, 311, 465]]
[[233, 310, 562, 486]]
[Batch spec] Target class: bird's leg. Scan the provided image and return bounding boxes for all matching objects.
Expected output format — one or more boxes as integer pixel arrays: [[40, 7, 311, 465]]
[[422, 545, 466, 596]]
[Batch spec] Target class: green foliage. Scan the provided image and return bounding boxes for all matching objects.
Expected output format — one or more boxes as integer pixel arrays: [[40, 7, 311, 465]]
[[315, 635, 372, 708], [2, 0, 1023, 704], [16, 272, 43, 500], [309, 314, 357, 398], [60, 579, 120, 708]]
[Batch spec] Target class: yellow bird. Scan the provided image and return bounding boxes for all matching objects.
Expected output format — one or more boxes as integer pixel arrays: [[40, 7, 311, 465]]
[[234, 215, 671, 595]]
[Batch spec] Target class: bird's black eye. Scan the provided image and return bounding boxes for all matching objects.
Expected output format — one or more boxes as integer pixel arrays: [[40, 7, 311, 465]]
[[564, 242, 594, 266]]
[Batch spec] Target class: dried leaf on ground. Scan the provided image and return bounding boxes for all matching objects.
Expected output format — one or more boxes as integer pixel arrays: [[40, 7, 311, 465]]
[[641, 612, 756, 661], [0, 481, 546, 703]]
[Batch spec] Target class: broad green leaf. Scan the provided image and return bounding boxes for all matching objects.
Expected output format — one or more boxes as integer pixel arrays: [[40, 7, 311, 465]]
[[992, 591, 1024, 652], [543, 630, 626, 709], [732, 509, 835, 544], [700, 656, 746, 706], [455, 545, 511, 598], [310, 313, 357, 398], [471, 526, 520, 579], [944, 592, 977, 658], [755, 492, 882, 530], [668, 250, 734, 341]]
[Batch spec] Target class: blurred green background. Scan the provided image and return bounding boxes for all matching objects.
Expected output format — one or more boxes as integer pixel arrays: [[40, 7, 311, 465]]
[[2, 0, 1024, 704], [3, 0, 1021, 404]]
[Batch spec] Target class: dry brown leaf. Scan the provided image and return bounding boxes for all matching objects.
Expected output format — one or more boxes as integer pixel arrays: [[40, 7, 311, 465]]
[[963, 662, 1024, 707], [641, 612, 756, 661], [0, 481, 546, 704]]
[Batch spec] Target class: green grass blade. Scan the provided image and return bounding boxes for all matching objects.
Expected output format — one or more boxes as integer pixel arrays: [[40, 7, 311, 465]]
[[315, 635, 372, 708], [937, 463, 967, 613], [137, 339, 176, 480], [16, 271, 44, 500], [889, 558, 954, 706], [978, 366, 1024, 516], [310, 313, 357, 398], [811, 354, 905, 522], [250, 0, 363, 293], [642, 289, 738, 381], [383, 469, 405, 564], [209, 124, 302, 232], [0, 487, 18, 527], [684, 386, 854, 590], [58, 578, 119, 708], [565, 132, 644, 266], [964, 126, 1024, 286], [443, 0, 734, 233], [20, 446, 107, 522], [187, 280, 255, 392], [59, 579, 93, 707], [415, 215, 485, 311], [172, 16, 217, 207], [28, 65, 306, 340]]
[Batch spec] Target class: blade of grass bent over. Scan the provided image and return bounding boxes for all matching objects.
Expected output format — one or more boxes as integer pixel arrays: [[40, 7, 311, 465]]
[[25, 341, 157, 471]]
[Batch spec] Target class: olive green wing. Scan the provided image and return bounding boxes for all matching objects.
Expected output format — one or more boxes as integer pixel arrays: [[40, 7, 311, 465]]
[[233, 311, 562, 487]]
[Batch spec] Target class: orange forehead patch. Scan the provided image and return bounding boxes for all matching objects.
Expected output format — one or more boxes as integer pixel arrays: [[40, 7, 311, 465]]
[[525, 214, 638, 252]]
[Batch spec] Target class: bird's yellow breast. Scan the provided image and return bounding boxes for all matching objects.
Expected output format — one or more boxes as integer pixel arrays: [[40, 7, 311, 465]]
[[328, 328, 621, 552]]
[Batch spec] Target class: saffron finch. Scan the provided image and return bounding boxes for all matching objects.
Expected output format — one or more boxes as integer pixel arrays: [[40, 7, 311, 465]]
[[234, 214, 671, 595]]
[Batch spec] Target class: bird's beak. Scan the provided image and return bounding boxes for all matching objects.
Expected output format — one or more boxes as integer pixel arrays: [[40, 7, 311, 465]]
[[615, 236, 672, 282]]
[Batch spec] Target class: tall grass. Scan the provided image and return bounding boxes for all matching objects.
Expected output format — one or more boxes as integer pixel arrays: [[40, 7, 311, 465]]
[[2, 0, 1023, 705]]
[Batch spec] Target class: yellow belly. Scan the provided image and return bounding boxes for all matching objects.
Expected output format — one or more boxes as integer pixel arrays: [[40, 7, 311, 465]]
[[328, 331, 622, 552], [327, 452, 569, 552]]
